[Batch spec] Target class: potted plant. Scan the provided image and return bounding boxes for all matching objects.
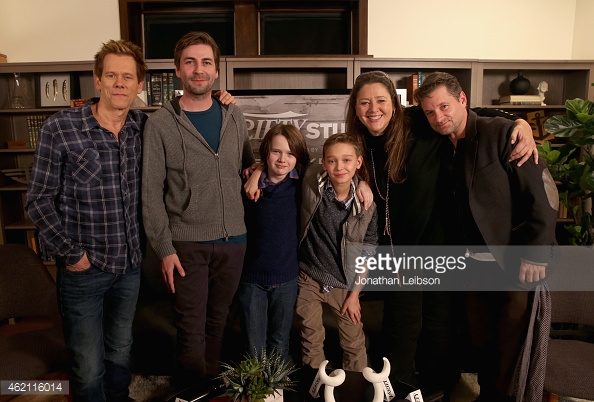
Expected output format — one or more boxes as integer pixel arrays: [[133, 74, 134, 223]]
[[219, 349, 297, 402], [539, 98, 594, 245]]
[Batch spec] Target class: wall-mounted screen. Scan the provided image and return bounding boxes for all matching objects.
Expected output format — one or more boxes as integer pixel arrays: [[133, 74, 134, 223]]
[[260, 12, 351, 55], [144, 13, 235, 59]]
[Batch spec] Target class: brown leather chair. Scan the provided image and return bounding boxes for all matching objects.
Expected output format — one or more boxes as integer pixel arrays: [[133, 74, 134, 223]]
[[544, 291, 594, 401], [0, 243, 68, 380]]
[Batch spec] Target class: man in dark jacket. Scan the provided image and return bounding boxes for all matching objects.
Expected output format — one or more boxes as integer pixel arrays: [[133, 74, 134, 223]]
[[415, 72, 558, 402]]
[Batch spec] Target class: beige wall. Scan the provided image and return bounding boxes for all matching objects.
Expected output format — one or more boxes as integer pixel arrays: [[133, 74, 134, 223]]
[[571, 0, 594, 59], [0, 0, 120, 62], [1, 0, 593, 62], [368, 0, 585, 60]]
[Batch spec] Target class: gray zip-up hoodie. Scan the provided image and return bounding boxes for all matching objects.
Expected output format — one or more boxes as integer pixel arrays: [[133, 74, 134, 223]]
[[142, 97, 255, 260]]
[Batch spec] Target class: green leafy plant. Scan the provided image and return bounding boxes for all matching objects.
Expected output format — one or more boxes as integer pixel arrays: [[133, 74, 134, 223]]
[[539, 98, 594, 245], [220, 349, 297, 402]]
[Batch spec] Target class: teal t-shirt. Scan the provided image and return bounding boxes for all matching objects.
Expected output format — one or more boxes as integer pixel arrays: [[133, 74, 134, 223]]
[[184, 98, 222, 152]]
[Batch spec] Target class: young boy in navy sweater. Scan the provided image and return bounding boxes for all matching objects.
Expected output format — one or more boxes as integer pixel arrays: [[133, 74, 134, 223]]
[[237, 124, 310, 359]]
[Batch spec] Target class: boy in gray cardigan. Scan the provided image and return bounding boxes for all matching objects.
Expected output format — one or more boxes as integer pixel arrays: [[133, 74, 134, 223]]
[[297, 133, 378, 372]]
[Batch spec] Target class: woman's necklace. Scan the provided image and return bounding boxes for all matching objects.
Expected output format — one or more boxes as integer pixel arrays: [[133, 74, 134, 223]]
[[369, 148, 401, 287], [370, 149, 391, 237], [370, 149, 388, 201]]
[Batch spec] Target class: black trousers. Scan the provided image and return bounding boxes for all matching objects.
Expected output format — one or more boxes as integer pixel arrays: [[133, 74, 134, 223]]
[[380, 290, 461, 392], [465, 261, 531, 399], [172, 241, 246, 384]]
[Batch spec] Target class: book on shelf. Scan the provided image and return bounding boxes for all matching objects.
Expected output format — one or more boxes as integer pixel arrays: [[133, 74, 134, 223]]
[[25, 114, 49, 149], [70, 98, 88, 107], [145, 72, 176, 106], [166, 72, 174, 102], [27, 116, 34, 148], [161, 73, 169, 103], [145, 76, 151, 105], [6, 140, 28, 149], [150, 73, 163, 106], [417, 72, 425, 86], [161, 72, 174, 103], [407, 73, 419, 106], [499, 95, 542, 105]]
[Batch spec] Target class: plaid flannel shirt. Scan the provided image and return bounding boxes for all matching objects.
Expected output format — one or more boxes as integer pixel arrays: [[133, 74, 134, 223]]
[[26, 98, 146, 274]]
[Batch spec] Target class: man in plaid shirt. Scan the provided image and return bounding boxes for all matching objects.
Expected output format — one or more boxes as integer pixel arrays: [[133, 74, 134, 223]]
[[26, 40, 147, 402]]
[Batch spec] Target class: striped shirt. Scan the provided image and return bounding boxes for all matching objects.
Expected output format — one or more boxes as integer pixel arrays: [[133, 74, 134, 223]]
[[26, 98, 147, 274]]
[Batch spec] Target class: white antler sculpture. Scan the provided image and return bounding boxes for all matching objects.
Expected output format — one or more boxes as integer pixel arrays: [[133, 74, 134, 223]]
[[362, 357, 392, 402], [317, 360, 346, 402]]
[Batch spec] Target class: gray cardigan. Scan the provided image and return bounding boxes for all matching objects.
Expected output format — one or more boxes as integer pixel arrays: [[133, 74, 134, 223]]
[[142, 97, 255, 259], [299, 164, 378, 289]]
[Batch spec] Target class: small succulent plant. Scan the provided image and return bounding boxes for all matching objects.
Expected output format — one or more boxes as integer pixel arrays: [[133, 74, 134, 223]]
[[220, 349, 297, 402]]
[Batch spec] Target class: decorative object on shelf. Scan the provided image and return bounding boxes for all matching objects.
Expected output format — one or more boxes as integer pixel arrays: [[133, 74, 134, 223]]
[[362, 357, 394, 402], [0, 166, 32, 185], [8, 73, 28, 109], [537, 81, 548, 106], [39, 74, 71, 107], [219, 349, 297, 402], [0, 53, 7, 63], [6, 140, 28, 149], [396, 89, 407, 107], [509, 71, 531, 95], [539, 98, 594, 245], [499, 95, 542, 105], [526, 110, 553, 143], [309, 360, 345, 402]]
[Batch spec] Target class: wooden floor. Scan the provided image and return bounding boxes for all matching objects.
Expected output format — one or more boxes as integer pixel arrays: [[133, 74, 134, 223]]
[[0, 372, 481, 402], [0, 396, 66, 402]]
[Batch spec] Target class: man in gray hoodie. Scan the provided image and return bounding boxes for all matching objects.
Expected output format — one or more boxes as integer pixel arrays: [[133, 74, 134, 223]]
[[142, 31, 255, 387]]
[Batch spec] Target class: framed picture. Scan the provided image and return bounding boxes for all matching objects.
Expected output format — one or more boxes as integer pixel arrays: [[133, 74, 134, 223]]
[[396, 89, 407, 107]]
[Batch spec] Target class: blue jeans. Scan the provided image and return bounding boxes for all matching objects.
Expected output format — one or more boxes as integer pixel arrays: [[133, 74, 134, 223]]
[[236, 278, 298, 359], [56, 263, 140, 402]]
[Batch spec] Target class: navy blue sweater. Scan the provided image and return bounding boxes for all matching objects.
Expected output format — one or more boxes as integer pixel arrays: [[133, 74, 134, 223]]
[[241, 177, 301, 285]]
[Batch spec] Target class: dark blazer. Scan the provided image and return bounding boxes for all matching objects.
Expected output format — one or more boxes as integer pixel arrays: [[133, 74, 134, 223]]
[[384, 106, 520, 247], [366, 106, 553, 257], [462, 109, 559, 274]]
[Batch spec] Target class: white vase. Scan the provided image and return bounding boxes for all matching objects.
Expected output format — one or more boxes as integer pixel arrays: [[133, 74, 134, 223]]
[[241, 389, 283, 402], [265, 389, 283, 402]]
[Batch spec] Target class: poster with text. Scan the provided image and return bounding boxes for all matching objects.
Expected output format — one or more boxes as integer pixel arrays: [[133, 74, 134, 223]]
[[236, 94, 349, 164]]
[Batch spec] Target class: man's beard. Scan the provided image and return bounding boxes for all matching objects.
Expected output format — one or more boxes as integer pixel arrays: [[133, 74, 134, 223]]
[[184, 75, 214, 97], [434, 120, 455, 136]]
